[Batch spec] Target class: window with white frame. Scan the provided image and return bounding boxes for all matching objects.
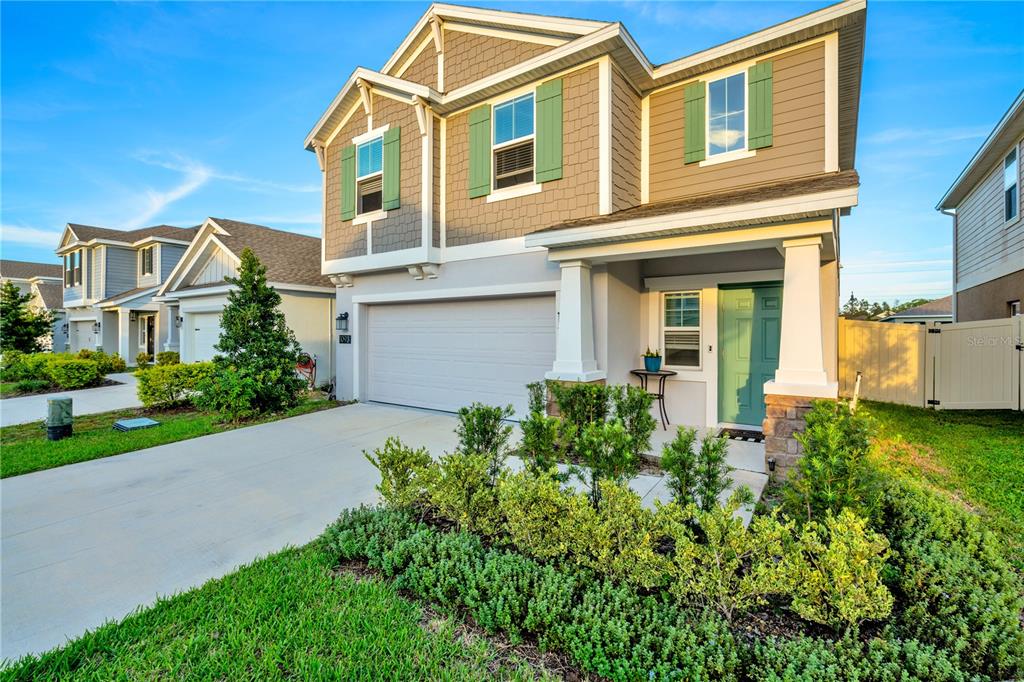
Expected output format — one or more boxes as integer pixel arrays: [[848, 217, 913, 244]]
[[707, 72, 746, 157], [139, 245, 155, 276], [356, 136, 383, 214], [493, 92, 534, 189], [663, 292, 701, 368], [64, 250, 82, 288], [1004, 148, 1018, 222]]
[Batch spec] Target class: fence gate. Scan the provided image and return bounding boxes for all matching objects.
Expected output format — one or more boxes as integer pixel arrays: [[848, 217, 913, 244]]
[[839, 317, 1022, 410]]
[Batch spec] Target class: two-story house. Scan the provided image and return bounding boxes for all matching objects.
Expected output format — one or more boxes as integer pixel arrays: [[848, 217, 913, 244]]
[[305, 0, 866, 472], [56, 223, 198, 359], [0, 259, 66, 350], [938, 91, 1023, 322]]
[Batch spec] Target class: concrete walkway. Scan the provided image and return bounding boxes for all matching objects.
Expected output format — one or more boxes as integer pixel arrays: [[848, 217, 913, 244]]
[[0, 372, 141, 427], [0, 402, 766, 661]]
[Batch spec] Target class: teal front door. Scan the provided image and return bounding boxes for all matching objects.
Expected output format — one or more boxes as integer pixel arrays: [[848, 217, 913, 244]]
[[718, 284, 782, 426]]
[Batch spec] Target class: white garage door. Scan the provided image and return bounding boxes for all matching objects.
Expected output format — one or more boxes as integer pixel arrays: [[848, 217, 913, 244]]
[[191, 312, 222, 362], [71, 321, 95, 352], [366, 296, 556, 416]]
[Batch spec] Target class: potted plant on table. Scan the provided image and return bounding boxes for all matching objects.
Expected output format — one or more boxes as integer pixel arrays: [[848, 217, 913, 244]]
[[642, 348, 662, 372]]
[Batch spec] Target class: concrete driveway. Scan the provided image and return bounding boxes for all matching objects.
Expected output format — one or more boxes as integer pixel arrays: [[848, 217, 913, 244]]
[[1, 402, 765, 661], [1, 372, 141, 427]]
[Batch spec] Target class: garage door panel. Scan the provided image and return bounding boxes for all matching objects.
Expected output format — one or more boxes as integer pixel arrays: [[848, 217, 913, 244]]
[[191, 312, 221, 362], [366, 297, 555, 416]]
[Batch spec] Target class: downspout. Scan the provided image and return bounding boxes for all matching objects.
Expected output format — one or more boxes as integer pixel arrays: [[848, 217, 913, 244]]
[[940, 207, 957, 321]]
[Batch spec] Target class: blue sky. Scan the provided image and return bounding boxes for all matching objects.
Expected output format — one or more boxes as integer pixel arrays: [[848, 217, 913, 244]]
[[2, 1, 1022, 304]]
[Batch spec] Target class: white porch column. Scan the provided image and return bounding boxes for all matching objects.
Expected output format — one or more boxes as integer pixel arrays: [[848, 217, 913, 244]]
[[546, 260, 606, 382], [162, 305, 180, 351], [764, 236, 836, 398], [117, 309, 131, 361]]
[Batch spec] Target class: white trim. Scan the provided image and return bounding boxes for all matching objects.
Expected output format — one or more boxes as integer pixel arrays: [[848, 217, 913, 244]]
[[96, 286, 160, 309], [443, 236, 543, 262], [659, 290, 703, 371], [644, 268, 785, 291], [353, 210, 388, 226], [640, 95, 650, 204], [422, 110, 433, 251], [442, 20, 569, 47], [598, 56, 612, 215], [824, 32, 839, 172], [764, 380, 839, 400], [172, 282, 335, 300], [394, 35, 433, 78], [526, 188, 857, 248], [699, 149, 756, 167], [439, 117, 447, 251], [323, 246, 435, 275], [352, 280, 558, 304], [485, 182, 542, 203], [352, 123, 389, 146]]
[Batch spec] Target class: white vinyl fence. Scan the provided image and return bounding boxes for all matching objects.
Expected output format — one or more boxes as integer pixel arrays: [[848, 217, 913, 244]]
[[839, 316, 1023, 410]]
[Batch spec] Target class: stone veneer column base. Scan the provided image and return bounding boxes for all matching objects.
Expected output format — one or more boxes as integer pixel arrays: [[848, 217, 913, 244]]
[[762, 394, 821, 479], [545, 378, 607, 417]]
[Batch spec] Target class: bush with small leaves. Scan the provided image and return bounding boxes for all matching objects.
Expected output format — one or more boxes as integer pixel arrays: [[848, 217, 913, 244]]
[[789, 508, 893, 630], [364, 437, 435, 510], [663, 494, 797, 624], [0, 350, 28, 381], [547, 381, 612, 440], [13, 378, 49, 393], [455, 402, 513, 483], [155, 351, 180, 365], [135, 362, 215, 408], [429, 451, 504, 535], [572, 419, 637, 507], [498, 469, 581, 560], [525, 380, 547, 415], [44, 356, 101, 389], [518, 411, 570, 477], [610, 384, 656, 461], [662, 427, 739, 511], [192, 365, 260, 422], [782, 399, 881, 524], [136, 352, 152, 367]]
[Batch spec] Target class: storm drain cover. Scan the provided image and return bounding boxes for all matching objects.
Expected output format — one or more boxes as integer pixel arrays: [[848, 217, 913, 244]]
[[113, 417, 160, 432]]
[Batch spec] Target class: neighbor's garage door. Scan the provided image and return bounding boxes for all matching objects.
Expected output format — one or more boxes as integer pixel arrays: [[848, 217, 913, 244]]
[[191, 312, 222, 361], [366, 296, 556, 416]]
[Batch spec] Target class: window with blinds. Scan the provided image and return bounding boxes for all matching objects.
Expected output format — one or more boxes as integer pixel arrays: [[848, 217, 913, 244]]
[[140, 246, 155, 276], [494, 140, 534, 190], [356, 136, 384, 215], [358, 175, 383, 214], [663, 291, 701, 368], [493, 92, 534, 190]]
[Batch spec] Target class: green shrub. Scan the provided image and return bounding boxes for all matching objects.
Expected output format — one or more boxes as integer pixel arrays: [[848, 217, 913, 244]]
[[393, 529, 484, 607], [517, 411, 569, 477], [525, 380, 547, 414], [789, 508, 893, 630], [782, 400, 880, 524], [13, 378, 49, 393], [454, 402, 513, 483], [155, 351, 180, 366], [572, 419, 638, 506], [44, 356, 100, 389], [320, 506, 425, 576], [750, 631, 971, 682], [192, 365, 259, 422], [89, 350, 127, 374], [662, 427, 739, 511], [136, 352, 152, 367], [881, 477, 1024, 679], [364, 437, 435, 509], [429, 451, 503, 535], [136, 362, 215, 408], [547, 380, 612, 439], [664, 494, 796, 624], [0, 350, 28, 381], [21, 352, 52, 378], [498, 469, 581, 560], [610, 384, 656, 461]]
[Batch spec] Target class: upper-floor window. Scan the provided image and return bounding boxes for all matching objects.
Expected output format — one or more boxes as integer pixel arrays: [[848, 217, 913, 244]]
[[708, 72, 746, 157], [1004, 148, 1018, 222], [64, 250, 82, 288], [493, 93, 534, 189], [139, 245, 155, 276], [356, 136, 383, 214], [663, 291, 701, 368]]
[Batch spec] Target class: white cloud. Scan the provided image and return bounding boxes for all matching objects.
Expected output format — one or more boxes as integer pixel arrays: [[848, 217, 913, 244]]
[[862, 126, 990, 146], [0, 224, 65, 248], [134, 152, 318, 194], [123, 157, 212, 228]]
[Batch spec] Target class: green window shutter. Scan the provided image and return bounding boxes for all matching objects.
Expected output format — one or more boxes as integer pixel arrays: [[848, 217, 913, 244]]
[[748, 61, 773, 149], [468, 105, 491, 198], [535, 78, 563, 183], [683, 81, 706, 164], [382, 126, 401, 210], [340, 144, 356, 220]]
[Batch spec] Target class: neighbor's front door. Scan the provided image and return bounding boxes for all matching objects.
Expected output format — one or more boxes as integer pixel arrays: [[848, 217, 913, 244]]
[[718, 284, 782, 427]]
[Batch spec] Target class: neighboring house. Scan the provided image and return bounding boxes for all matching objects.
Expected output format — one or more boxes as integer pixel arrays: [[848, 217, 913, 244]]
[[304, 1, 866, 470], [55, 223, 198, 358], [0, 259, 66, 350], [880, 295, 953, 326], [938, 90, 1023, 322], [155, 218, 334, 378]]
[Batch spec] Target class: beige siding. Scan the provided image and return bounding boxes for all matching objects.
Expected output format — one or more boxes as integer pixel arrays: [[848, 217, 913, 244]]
[[611, 66, 641, 213], [400, 45, 437, 89], [323, 96, 423, 260], [649, 42, 826, 203], [444, 64, 600, 247], [955, 138, 1024, 286], [443, 29, 553, 92]]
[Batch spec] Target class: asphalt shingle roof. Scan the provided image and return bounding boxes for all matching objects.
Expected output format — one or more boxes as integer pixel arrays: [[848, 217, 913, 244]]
[[34, 282, 64, 310], [886, 295, 953, 318], [0, 259, 63, 280], [67, 224, 199, 244]]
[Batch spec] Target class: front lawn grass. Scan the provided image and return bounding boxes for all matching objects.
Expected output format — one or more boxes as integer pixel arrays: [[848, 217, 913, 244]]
[[0, 397, 339, 479], [865, 400, 1024, 560], [0, 546, 548, 681]]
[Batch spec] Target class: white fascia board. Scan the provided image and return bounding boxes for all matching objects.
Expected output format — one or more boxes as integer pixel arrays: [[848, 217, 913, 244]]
[[322, 246, 434, 276], [130, 236, 193, 248], [172, 282, 333, 300], [431, 4, 607, 36], [351, 280, 559, 305], [524, 187, 859, 248], [156, 220, 223, 296], [653, 0, 865, 80], [96, 287, 160, 309]]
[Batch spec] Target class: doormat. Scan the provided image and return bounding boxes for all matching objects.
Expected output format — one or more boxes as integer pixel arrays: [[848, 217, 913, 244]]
[[113, 417, 160, 432], [718, 428, 764, 443]]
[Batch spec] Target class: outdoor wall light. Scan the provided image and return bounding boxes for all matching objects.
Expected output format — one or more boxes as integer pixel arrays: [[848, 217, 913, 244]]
[[767, 457, 776, 473], [336, 312, 349, 332], [92, 322, 101, 334], [61, 323, 69, 334], [129, 311, 138, 323], [175, 316, 183, 329]]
